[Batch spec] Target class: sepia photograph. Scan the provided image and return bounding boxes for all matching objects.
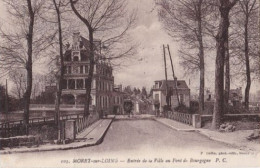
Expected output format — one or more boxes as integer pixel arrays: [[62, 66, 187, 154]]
[[0, 0, 259, 167]]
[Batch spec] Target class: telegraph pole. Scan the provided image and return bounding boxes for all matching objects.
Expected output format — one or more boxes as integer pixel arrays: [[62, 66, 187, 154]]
[[167, 44, 180, 105], [163, 45, 169, 107]]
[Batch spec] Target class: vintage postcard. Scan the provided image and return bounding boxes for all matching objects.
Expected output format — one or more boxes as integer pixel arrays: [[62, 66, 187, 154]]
[[0, 0, 259, 168]]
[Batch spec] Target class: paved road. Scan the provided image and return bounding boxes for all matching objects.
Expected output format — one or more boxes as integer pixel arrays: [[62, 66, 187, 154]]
[[78, 119, 235, 152], [2, 119, 252, 168]]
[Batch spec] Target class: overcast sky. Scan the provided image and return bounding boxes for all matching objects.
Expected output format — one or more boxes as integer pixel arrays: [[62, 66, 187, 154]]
[[0, 0, 259, 94]]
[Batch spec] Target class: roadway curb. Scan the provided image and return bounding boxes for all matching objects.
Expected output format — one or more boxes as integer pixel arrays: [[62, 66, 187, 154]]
[[154, 118, 196, 132], [154, 118, 257, 151], [95, 117, 115, 145], [195, 130, 255, 151], [0, 117, 115, 155]]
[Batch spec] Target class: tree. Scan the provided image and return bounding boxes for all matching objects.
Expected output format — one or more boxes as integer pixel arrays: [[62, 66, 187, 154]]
[[9, 70, 50, 106], [0, 0, 56, 133], [133, 87, 138, 95], [0, 84, 7, 113], [9, 70, 27, 110], [124, 85, 133, 95], [224, 23, 231, 109], [211, 0, 239, 129], [237, 0, 258, 109], [157, 0, 214, 114], [149, 88, 153, 98], [141, 87, 148, 98], [50, 0, 67, 140], [70, 0, 136, 116], [0, 84, 20, 113], [9, 70, 27, 100]]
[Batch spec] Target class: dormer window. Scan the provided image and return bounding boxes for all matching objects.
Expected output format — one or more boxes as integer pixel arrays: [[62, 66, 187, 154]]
[[155, 82, 160, 89], [72, 51, 80, 61], [79, 41, 84, 48], [73, 56, 79, 61]]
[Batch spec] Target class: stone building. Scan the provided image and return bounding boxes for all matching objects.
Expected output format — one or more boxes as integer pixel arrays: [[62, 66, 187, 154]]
[[61, 32, 114, 113], [152, 78, 190, 112], [229, 87, 243, 107], [111, 84, 125, 115]]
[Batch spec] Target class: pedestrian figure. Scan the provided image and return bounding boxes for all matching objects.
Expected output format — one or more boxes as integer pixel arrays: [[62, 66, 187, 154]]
[[123, 99, 133, 118], [154, 102, 160, 117]]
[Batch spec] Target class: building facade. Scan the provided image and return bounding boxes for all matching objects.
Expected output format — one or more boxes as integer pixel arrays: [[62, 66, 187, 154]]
[[111, 84, 125, 114], [152, 79, 190, 112], [61, 32, 114, 113]]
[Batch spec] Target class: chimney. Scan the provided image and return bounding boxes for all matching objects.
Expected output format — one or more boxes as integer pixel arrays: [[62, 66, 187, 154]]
[[72, 32, 80, 49], [119, 84, 122, 92]]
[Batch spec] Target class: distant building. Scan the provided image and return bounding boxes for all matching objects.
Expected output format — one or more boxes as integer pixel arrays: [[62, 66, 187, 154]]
[[191, 88, 214, 102], [255, 90, 260, 103], [61, 32, 114, 113], [249, 90, 260, 105], [205, 89, 214, 101], [152, 78, 190, 112], [229, 87, 242, 106], [111, 84, 125, 114]]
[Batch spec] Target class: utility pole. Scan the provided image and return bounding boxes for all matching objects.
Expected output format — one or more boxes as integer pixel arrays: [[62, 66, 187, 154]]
[[163, 45, 169, 107], [167, 44, 180, 105], [5, 79, 9, 121]]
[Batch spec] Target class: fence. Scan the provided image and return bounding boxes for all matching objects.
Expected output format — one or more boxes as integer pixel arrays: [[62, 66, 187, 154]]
[[201, 113, 260, 127], [29, 104, 90, 109], [166, 111, 193, 125], [0, 112, 99, 138], [75, 112, 99, 134], [0, 116, 56, 138]]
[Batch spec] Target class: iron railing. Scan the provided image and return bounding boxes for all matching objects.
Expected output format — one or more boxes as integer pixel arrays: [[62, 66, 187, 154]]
[[0, 112, 98, 138], [166, 111, 192, 125], [75, 112, 99, 134]]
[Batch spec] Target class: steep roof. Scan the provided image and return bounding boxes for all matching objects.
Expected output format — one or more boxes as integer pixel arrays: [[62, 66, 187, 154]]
[[156, 80, 189, 90], [64, 50, 71, 61], [64, 36, 101, 61], [80, 36, 100, 52], [80, 36, 90, 50]]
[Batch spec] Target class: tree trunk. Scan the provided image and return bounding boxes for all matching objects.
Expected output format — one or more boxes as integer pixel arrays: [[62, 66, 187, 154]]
[[23, 0, 34, 134], [53, 0, 64, 140], [198, 6, 205, 114], [224, 34, 230, 113], [70, 0, 95, 117], [84, 29, 95, 117], [244, 16, 251, 110], [199, 60, 205, 114], [197, 0, 205, 114], [5, 79, 8, 115], [212, 6, 231, 130]]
